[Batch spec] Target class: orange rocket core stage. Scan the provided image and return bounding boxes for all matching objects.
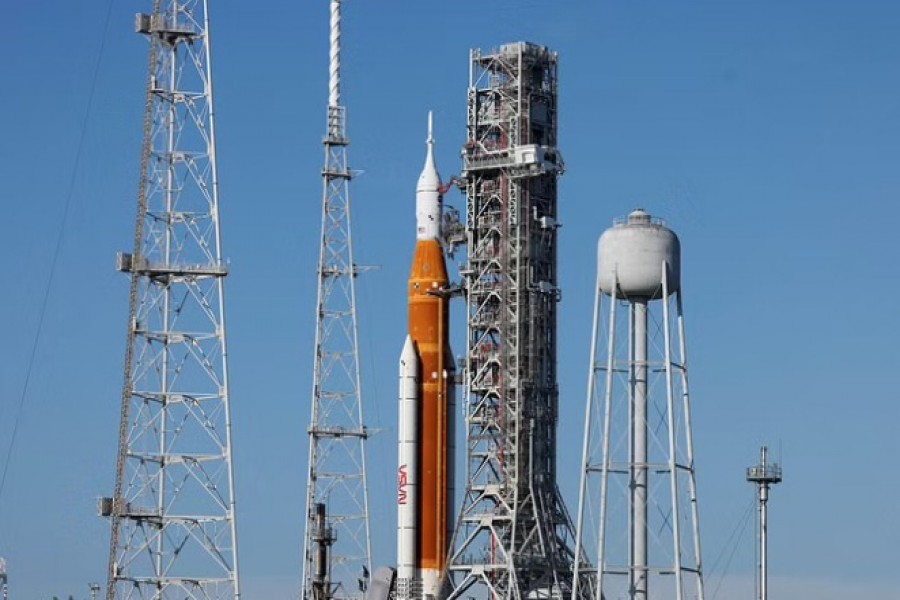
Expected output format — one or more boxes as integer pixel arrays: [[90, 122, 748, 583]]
[[408, 238, 454, 579]]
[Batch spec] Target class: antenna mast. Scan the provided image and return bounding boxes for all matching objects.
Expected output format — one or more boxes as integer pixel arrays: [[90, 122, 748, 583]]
[[102, 1, 241, 598], [302, 1, 372, 598], [746, 446, 782, 600]]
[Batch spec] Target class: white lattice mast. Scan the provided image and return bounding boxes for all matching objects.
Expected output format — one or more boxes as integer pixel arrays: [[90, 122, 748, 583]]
[[302, 1, 372, 599], [574, 210, 704, 600], [448, 42, 584, 600], [102, 1, 241, 599]]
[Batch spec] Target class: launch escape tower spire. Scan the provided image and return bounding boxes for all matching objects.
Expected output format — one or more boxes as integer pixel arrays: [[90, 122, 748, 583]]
[[447, 42, 582, 600], [302, 1, 372, 598], [102, 1, 241, 599], [574, 211, 704, 600], [747, 446, 781, 600]]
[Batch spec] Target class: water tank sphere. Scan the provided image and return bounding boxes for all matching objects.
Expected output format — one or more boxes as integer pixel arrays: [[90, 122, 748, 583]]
[[597, 209, 681, 299]]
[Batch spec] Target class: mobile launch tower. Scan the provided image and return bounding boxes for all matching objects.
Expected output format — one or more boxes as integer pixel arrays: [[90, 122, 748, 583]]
[[302, 1, 372, 599], [447, 42, 581, 600], [574, 210, 704, 600], [102, 1, 241, 598]]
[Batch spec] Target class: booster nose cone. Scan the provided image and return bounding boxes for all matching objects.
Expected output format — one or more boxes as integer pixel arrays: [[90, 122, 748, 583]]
[[416, 111, 442, 240], [400, 334, 418, 373]]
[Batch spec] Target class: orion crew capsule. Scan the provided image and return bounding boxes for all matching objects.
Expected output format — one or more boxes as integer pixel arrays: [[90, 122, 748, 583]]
[[397, 113, 455, 600]]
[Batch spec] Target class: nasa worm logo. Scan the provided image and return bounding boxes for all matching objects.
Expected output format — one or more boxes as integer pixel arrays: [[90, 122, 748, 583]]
[[398, 464, 408, 505]]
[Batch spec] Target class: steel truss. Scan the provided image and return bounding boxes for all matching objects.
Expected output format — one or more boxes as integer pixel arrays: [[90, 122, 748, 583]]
[[448, 42, 587, 600], [301, 2, 372, 599], [104, 2, 241, 599]]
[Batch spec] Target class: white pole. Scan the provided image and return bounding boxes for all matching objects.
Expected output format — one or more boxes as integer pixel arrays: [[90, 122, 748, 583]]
[[595, 278, 619, 600], [631, 300, 648, 600], [329, 0, 340, 108], [662, 262, 685, 600], [677, 288, 706, 600], [760, 448, 770, 600], [574, 267, 604, 600]]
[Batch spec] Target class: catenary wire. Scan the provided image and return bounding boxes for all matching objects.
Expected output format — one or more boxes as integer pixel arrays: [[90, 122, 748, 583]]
[[709, 495, 756, 600], [0, 0, 116, 506]]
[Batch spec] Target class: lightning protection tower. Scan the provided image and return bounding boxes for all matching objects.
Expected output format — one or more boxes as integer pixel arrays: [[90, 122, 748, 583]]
[[573, 210, 704, 600], [102, 1, 241, 599], [746, 446, 782, 600], [448, 42, 583, 600], [302, 2, 372, 599]]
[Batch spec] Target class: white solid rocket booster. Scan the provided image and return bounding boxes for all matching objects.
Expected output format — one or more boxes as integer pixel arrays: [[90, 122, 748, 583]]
[[397, 335, 420, 598]]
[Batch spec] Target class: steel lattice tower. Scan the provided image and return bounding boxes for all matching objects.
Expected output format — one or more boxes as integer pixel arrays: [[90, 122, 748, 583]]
[[103, 1, 241, 599], [301, 2, 372, 599], [448, 43, 584, 600]]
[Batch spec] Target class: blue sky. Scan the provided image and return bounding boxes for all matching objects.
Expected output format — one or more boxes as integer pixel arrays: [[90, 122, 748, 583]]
[[1, 1, 899, 598]]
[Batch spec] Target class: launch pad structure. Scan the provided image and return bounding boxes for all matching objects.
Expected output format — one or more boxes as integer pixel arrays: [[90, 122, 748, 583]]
[[447, 42, 584, 600], [80, 0, 718, 597]]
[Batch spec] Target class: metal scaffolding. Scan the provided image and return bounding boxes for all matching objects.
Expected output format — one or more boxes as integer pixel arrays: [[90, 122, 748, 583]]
[[448, 42, 581, 600], [301, 2, 372, 599], [103, 1, 241, 599]]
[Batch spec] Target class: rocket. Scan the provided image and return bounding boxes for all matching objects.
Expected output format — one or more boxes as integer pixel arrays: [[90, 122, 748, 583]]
[[397, 113, 455, 600]]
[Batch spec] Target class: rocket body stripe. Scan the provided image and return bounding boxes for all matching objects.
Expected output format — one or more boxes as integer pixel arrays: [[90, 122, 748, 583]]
[[398, 114, 454, 600]]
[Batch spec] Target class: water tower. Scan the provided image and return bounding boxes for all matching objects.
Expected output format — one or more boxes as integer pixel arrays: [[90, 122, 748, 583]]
[[574, 209, 705, 600]]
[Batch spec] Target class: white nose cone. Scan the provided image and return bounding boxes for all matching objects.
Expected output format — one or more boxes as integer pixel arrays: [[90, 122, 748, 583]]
[[416, 111, 442, 241]]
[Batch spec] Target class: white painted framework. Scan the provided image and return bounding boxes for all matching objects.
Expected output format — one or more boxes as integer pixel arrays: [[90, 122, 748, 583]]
[[448, 42, 587, 600], [104, 2, 241, 599], [574, 263, 704, 600], [301, 2, 372, 599]]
